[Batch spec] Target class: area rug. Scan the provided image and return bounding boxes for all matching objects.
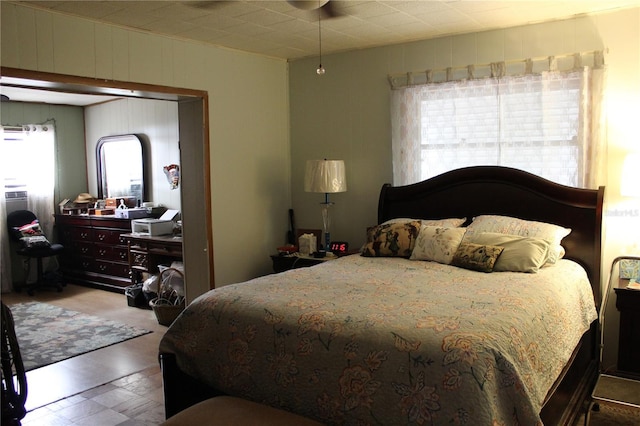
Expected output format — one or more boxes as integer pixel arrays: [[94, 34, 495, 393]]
[[586, 403, 640, 426], [9, 302, 152, 372]]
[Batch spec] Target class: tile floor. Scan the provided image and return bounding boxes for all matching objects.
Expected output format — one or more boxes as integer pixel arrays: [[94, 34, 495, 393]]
[[3, 284, 168, 425]]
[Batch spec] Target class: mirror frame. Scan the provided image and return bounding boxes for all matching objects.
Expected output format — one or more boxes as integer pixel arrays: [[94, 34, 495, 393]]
[[96, 134, 147, 203]]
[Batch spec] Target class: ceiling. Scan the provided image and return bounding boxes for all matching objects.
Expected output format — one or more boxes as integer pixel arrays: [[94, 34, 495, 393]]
[[11, 0, 640, 61], [3, 0, 640, 106]]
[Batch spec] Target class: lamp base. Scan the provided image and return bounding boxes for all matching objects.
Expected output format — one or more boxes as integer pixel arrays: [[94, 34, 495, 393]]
[[320, 201, 333, 252]]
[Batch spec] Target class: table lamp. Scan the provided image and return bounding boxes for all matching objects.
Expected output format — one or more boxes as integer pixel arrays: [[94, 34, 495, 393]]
[[304, 159, 347, 251]]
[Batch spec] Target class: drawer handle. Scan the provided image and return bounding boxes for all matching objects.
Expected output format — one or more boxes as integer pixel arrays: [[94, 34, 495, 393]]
[[81, 247, 89, 254], [133, 253, 146, 267], [82, 261, 90, 269], [98, 234, 106, 241], [99, 249, 107, 256], [80, 232, 88, 239], [99, 264, 107, 271]]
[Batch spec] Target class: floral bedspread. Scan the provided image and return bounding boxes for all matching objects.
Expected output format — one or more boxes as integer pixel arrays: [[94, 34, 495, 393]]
[[159, 256, 597, 425]]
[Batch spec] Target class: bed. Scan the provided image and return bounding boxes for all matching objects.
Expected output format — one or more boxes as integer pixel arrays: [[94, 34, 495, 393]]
[[159, 166, 604, 425]]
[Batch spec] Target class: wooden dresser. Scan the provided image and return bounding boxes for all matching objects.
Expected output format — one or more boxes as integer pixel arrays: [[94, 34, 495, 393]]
[[121, 233, 183, 285], [55, 214, 133, 292]]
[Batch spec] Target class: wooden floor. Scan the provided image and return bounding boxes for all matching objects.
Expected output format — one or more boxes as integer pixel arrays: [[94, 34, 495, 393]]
[[3, 284, 168, 425]]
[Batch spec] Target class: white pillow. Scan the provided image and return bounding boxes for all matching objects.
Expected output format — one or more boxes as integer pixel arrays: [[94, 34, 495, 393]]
[[383, 217, 466, 228], [470, 232, 551, 273], [410, 225, 467, 264], [461, 215, 570, 264]]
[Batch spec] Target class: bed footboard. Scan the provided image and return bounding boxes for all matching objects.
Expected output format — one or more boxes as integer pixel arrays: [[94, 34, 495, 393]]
[[160, 353, 222, 419]]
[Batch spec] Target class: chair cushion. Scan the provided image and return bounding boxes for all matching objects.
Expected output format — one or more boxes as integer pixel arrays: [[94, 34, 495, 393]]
[[17, 243, 63, 258]]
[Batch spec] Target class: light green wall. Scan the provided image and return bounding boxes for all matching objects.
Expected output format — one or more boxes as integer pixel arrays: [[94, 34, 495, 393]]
[[289, 12, 616, 250], [1, 2, 290, 287], [289, 7, 640, 372]]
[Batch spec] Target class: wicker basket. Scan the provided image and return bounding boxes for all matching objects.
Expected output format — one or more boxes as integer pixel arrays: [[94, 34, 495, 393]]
[[150, 267, 185, 326]]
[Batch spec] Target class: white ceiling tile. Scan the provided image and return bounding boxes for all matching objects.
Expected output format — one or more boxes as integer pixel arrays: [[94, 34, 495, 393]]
[[10, 0, 640, 60]]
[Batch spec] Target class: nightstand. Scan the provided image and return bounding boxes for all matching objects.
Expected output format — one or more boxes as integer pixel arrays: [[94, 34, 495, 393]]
[[614, 277, 640, 378], [586, 256, 640, 424]]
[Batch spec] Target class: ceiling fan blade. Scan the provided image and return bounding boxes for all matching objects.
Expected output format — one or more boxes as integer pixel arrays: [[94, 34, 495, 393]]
[[287, 1, 343, 18], [320, 1, 341, 19], [287, 1, 328, 11], [187, 1, 232, 10]]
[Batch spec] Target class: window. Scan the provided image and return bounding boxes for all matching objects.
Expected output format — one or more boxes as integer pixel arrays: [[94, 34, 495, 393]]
[[390, 54, 605, 189], [1, 124, 56, 221], [420, 73, 582, 186]]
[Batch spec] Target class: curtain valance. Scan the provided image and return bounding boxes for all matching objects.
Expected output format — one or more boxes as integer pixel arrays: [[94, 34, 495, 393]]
[[388, 51, 604, 90]]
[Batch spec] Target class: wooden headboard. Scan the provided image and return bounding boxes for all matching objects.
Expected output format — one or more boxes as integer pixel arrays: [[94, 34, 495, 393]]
[[378, 166, 605, 305]]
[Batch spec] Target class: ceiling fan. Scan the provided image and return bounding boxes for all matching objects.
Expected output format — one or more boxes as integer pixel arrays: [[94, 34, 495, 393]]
[[286, 0, 342, 19], [188, 1, 343, 19]]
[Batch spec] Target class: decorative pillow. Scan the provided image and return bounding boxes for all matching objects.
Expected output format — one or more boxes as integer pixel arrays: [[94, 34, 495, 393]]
[[20, 235, 51, 249], [471, 232, 551, 273], [383, 217, 466, 228], [410, 225, 466, 264], [461, 215, 570, 264], [361, 221, 421, 257], [14, 220, 51, 249], [451, 243, 504, 273]]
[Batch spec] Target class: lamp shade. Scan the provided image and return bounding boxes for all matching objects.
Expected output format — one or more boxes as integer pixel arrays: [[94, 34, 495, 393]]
[[304, 160, 347, 193], [621, 153, 640, 197]]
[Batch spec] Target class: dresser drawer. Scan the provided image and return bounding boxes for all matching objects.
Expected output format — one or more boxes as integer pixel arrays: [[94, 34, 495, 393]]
[[94, 228, 126, 245], [63, 240, 94, 257], [90, 217, 132, 231], [148, 241, 183, 258], [61, 255, 95, 272], [65, 227, 94, 242], [95, 260, 131, 278], [95, 244, 129, 263]]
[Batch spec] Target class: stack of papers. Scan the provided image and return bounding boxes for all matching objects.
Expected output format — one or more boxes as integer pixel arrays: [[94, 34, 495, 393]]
[[627, 279, 640, 290]]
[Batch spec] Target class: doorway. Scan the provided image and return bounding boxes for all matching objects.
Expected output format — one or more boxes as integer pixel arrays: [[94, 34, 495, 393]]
[[0, 67, 214, 300]]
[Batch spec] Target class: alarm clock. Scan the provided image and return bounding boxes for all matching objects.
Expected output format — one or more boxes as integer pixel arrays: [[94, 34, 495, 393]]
[[330, 241, 349, 255]]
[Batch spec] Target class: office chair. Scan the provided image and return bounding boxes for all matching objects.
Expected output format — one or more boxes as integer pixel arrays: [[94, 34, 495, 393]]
[[1, 302, 27, 426], [7, 210, 64, 295]]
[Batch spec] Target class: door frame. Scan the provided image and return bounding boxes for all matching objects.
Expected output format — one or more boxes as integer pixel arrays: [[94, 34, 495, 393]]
[[1, 66, 215, 299]]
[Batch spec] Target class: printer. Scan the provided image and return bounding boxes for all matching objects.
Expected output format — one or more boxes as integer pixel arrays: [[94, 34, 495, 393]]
[[131, 209, 179, 236]]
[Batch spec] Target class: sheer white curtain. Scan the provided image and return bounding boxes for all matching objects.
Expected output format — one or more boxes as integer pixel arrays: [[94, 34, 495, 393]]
[[23, 124, 56, 235], [390, 53, 606, 189], [0, 123, 56, 292]]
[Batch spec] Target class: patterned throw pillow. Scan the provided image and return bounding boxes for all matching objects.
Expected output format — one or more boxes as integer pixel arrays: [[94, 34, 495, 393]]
[[461, 215, 570, 264], [361, 221, 421, 257], [471, 232, 551, 273], [410, 225, 466, 264], [451, 243, 504, 273], [15, 220, 51, 249]]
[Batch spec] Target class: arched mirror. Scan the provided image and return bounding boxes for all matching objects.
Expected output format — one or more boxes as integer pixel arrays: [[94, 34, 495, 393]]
[[96, 134, 146, 204]]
